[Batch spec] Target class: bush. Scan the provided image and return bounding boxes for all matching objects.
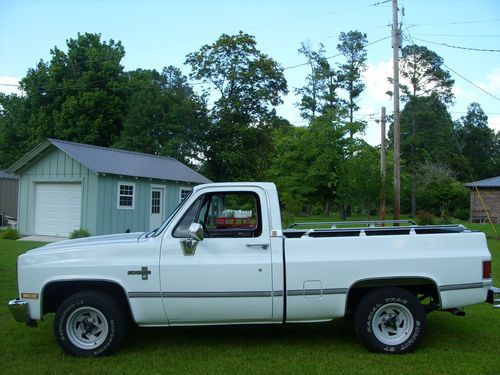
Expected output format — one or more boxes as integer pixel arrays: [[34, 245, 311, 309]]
[[1, 227, 20, 240], [69, 228, 91, 239], [453, 208, 469, 221], [416, 211, 436, 225]]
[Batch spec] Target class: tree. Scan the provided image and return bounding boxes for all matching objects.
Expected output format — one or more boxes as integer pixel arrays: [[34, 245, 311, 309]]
[[337, 31, 368, 138], [453, 102, 500, 180], [19, 32, 127, 146], [295, 42, 342, 122], [113, 67, 207, 166], [393, 45, 454, 216], [416, 162, 468, 220], [336, 144, 381, 219], [185, 32, 288, 181], [0, 94, 33, 168]]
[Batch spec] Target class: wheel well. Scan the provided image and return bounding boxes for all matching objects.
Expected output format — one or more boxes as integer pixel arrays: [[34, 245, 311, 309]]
[[42, 280, 134, 322], [345, 277, 440, 316]]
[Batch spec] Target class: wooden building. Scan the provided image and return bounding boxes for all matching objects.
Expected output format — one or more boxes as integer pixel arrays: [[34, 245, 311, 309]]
[[6, 139, 210, 237], [465, 176, 500, 223]]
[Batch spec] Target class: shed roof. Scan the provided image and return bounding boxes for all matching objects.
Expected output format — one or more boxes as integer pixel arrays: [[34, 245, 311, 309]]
[[0, 170, 18, 180], [465, 176, 500, 188], [7, 139, 211, 184]]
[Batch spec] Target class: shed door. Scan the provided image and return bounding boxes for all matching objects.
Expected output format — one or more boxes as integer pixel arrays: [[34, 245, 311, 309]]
[[150, 187, 164, 230], [34, 183, 82, 237]]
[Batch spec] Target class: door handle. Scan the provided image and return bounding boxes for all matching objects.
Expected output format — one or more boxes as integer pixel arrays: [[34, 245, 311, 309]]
[[246, 244, 269, 249]]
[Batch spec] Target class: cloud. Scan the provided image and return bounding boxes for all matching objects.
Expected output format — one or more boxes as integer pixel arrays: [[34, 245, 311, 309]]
[[475, 68, 500, 95], [489, 115, 500, 133], [362, 60, 393, 104], [0, 76, 22, 95]]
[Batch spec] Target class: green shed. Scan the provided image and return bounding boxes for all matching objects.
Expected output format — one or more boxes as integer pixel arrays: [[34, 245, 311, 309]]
[[6, 139, 211, 237]]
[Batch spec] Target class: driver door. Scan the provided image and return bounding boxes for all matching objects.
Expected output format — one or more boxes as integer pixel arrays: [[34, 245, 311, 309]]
[[159, 187, 273, 324]]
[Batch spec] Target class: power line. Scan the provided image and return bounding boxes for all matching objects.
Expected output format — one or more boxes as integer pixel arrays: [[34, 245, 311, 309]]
[[283, 35, 391, 70], [443, 63, 500, 103], [398, 10, 500, 104], [406, 18, 500, 28], [412, 33, 500, 38], [412, 37, 500, 53]]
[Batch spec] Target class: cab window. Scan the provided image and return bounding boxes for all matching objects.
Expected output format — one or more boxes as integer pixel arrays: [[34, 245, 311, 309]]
[[173, 192, 261, 238]]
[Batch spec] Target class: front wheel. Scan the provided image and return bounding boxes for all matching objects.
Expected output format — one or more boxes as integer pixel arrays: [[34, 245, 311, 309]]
[[354, 287, 427, 354], [54, 291, 125, 356]]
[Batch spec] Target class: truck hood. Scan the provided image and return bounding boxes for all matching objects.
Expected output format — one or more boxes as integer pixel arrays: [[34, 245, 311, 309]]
[[26, 232, 145, 254]]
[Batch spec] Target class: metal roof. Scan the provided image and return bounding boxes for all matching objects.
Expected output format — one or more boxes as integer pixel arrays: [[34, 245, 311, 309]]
[[7, 139, 211, 184], [0, 170, 18, 180], [465, 176, 500, 188]]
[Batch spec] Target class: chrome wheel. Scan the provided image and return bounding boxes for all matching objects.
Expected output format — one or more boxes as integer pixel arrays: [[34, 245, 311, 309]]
[[372, 302, 414, 346], [66, 306, 109, 349]]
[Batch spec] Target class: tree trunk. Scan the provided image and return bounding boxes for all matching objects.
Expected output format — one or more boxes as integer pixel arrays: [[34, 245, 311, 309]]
[[411, 98, 417, 217], [411, 171, 417, 217]]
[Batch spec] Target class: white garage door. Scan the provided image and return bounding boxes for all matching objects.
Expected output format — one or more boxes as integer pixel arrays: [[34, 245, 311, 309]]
[[34, 183, 82, 237]]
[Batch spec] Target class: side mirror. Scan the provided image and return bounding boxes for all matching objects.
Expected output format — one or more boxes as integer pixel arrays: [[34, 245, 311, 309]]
[[188, 223, 204, 241], [180, 223, 204, 256]]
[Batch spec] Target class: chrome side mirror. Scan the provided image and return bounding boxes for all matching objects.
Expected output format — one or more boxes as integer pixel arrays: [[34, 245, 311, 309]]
[[188, 222, 204, 241], [180, 223, 204, 256]]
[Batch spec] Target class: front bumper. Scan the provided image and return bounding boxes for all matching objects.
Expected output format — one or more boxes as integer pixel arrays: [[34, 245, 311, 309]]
[[487, 287, 500, 308], [8, 299, 36, 326]]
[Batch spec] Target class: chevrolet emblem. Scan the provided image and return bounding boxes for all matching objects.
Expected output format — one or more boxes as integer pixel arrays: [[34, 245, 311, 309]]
[[127, 266, 151, 280]]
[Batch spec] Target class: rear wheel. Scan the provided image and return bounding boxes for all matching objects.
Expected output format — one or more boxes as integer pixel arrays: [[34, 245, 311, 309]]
[[354, 287, 426, 354], [54, 291, 125, 356]]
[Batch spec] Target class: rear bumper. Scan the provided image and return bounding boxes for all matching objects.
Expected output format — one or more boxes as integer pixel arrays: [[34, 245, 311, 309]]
[[487, 287, 500, 308], [8, 299, 37, 326]]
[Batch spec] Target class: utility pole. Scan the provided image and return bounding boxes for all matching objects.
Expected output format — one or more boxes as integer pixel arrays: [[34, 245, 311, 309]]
[[379, 107, 386, 221], [392, 0, 401, 220]]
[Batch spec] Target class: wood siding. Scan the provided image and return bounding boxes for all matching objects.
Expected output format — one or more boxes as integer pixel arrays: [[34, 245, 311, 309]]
[[470, 188, 500, 223], [0, 178, 19, 218], [17, 146, 198, 236], [16, 148, 97, 235], [94, 176, 195, 235]]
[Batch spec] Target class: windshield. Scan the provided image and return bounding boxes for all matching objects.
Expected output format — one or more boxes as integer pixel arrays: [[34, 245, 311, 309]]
[[150, 191, 192, 237]]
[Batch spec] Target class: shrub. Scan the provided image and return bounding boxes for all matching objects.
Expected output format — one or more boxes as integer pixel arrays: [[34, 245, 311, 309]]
[[1, 227, 20, 240], [416, 211, 436, 225], [69, 228, 91, 239], [453, 208, 469, 221]]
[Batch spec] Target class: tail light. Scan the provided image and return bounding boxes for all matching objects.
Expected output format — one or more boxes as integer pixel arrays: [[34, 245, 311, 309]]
[[483, 260, 492, 279]]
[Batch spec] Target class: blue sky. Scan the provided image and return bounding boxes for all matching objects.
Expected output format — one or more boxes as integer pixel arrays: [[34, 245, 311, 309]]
[[1, 0, 499, 145]]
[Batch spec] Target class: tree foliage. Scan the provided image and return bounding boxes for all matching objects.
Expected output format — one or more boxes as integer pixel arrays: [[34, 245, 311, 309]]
[[185, 32, 288, 181], [21, 32, 127, 146], [453, 102, 500, 180], [396, 45, 454, 104], [337, 31, 368, 136], [113, 67, 206, 166]]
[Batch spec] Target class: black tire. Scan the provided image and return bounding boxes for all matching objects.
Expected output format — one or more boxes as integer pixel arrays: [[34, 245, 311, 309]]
[[354, 287, 426, 354], [54, 291, 125, 357]]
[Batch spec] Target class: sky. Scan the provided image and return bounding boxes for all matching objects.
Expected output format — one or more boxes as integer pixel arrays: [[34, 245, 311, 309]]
[[1, 0, 499, 145]]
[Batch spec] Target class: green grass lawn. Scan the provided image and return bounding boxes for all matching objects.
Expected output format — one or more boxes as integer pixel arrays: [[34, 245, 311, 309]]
[[1, 224, 499, 374]]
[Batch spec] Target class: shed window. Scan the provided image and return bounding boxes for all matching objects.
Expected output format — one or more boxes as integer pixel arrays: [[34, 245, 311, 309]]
[[117, 183, 135, 209], [180, 188, 192, 203]]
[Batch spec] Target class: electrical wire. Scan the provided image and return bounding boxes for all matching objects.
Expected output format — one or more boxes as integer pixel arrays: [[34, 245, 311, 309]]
[[412, 33, 500, 38], [406, 18, 500, 28], [443, 63, 500, 103], [398, 10, 500, 103], [412, 37, 500, 53], [283, 35, 391, 71]]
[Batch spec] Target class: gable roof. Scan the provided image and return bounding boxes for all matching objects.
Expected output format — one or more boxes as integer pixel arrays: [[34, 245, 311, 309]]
[[465, 176, 500, 188], [7, 139, 211, 184]]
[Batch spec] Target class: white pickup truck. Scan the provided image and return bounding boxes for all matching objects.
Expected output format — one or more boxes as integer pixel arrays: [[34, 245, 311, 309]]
[[8, 182, 499, 356]]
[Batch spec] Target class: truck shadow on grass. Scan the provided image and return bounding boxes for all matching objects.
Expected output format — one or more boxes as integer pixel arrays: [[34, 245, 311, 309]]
[[123, 319, 360, 354]]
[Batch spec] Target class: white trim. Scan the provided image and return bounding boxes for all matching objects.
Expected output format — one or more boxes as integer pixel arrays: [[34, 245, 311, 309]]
[[179, 186, 192, 203], [117, 181, 135, 209]]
